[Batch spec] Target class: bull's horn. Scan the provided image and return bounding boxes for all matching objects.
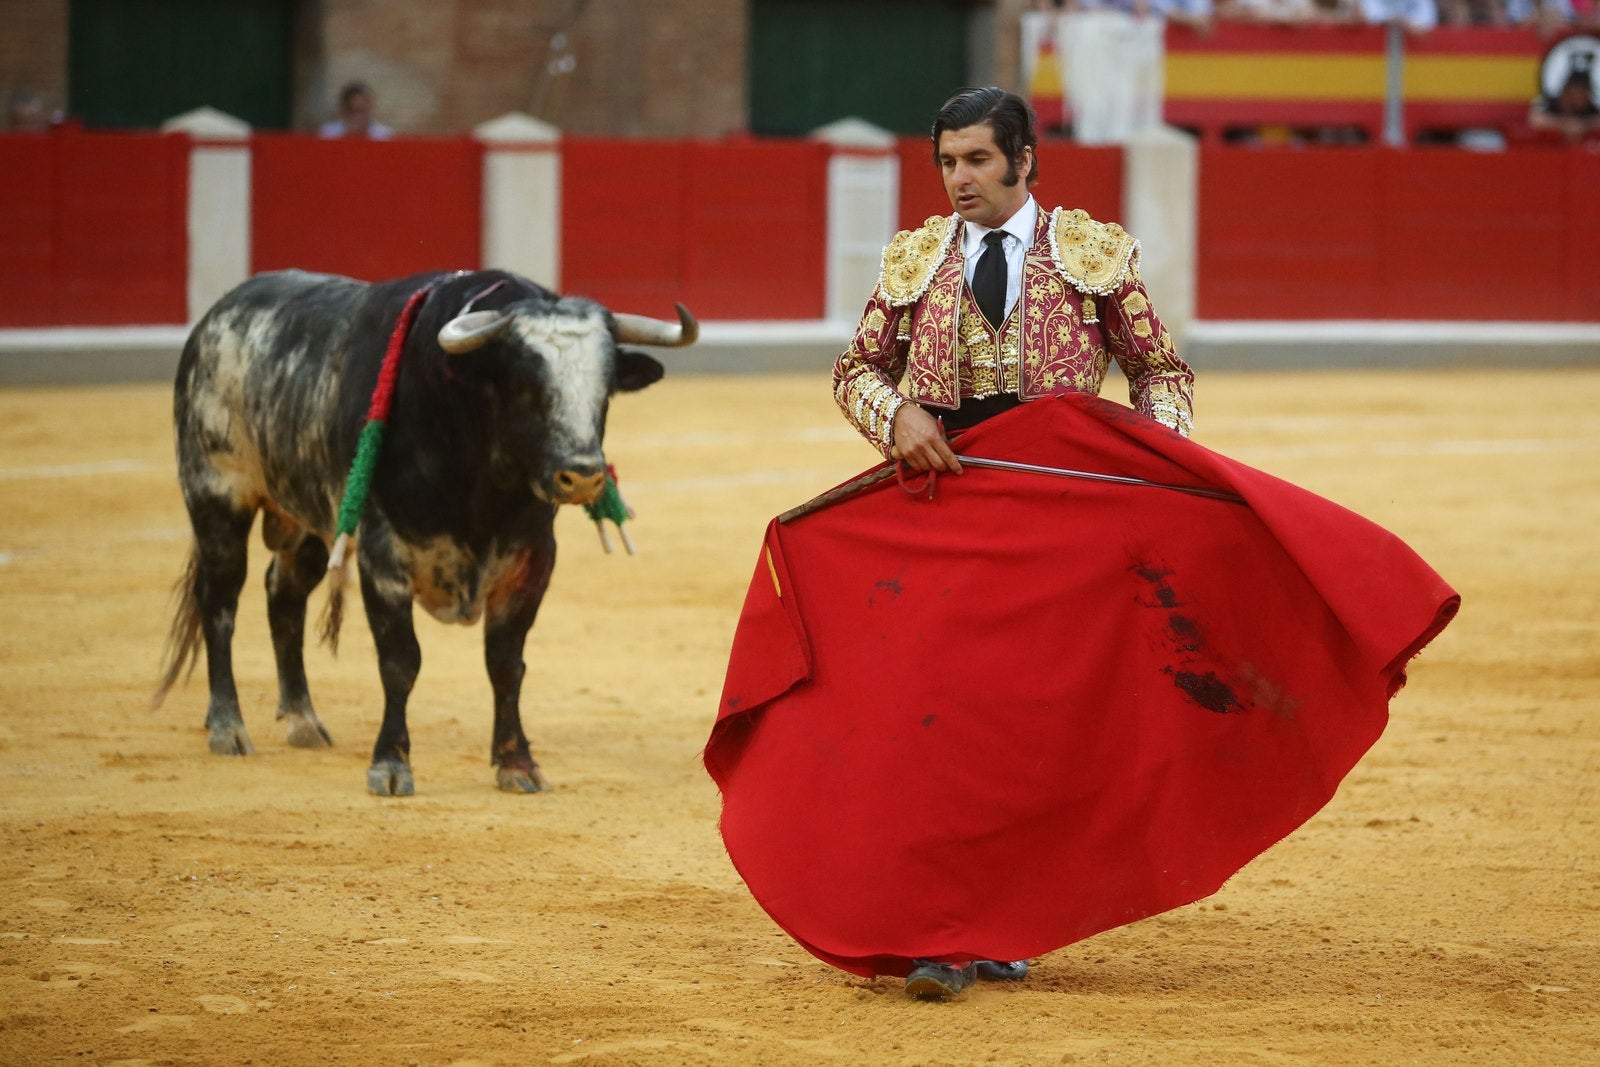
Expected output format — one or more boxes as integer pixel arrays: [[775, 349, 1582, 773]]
[[612, 303, 698, 348], [438, 309, 513, 354]]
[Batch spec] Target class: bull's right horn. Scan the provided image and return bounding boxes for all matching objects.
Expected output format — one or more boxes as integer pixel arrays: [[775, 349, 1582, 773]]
[[438, 310, 513, 354], [612, 303, 698, 348]]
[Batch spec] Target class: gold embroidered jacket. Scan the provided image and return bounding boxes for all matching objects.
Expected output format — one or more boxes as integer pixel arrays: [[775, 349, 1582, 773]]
[[833, 207, 1195, 456]]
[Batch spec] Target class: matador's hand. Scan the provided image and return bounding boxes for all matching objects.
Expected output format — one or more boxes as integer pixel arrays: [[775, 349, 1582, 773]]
[[889, 404, 962, 474]]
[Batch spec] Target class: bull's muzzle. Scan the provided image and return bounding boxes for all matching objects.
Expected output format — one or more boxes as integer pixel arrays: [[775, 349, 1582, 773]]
[[549, 468, 606, 505]]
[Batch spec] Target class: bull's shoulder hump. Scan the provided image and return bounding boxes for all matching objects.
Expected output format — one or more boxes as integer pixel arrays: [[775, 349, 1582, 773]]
[[241, 269, 364, 300]]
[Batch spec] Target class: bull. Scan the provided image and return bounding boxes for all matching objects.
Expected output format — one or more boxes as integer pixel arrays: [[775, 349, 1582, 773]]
[[153, 269, 696, 795]]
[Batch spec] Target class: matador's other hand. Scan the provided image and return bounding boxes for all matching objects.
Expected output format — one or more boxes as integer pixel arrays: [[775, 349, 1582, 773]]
[[889, 404, 962, 474]]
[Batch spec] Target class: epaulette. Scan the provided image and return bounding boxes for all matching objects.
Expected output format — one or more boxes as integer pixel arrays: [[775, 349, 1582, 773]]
[[879, 214, 958, 306], [1049, 208, 1140, 295]]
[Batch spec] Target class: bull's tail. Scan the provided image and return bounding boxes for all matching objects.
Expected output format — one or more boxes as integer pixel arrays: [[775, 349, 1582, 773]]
[[152, 544, 204, 709], [316, 542, 349, 655]]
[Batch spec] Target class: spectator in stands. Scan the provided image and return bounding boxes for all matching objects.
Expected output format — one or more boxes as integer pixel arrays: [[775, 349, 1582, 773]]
[[1529, 68, 1600, 141], [1058, 0, 1217, 28], [318, 81, 395, 139], [1150, 0, 1217, 29], [1502, 0, 1576, 29], [4, 88, 55, 131], [1216, 0, 1313, 22], [1216, 0, 1364, 22], [1358, 0, 1439, 31]]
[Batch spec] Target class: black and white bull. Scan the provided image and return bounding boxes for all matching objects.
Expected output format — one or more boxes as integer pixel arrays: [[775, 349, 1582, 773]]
[[153, 268, 696, 795]]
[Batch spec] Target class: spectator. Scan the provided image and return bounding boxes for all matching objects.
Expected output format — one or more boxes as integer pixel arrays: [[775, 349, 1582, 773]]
[[1151, 0, 1217, 29], [4, 88, 55, 131], [318, 81, 394, 139], [1216, 0, 1358, 19], [1503, 0, 1576, 29], [1358, 0, 1439, 31], [1216, 0, 1316, 23], [1529, 67, 1600, 141]]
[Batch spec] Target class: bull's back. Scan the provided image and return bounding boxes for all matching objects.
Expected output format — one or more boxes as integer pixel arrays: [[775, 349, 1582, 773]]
[[176, 270, 371, 533]]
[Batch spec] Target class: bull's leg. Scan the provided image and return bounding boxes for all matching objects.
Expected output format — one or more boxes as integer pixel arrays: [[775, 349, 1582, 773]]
[[264, 522, 334, 749], [187, 495, 258, 755], [358, 561, 421, 797], [485, 541, 556, 794]]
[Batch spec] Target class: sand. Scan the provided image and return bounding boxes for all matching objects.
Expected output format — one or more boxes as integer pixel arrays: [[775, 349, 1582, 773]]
[[0, 369, 1595, 1066]]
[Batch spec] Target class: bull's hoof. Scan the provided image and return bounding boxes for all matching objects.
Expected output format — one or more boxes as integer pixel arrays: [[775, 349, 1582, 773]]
[[495, 762, 548, 794], [207, 724, 255, 756], [284, 713, 333, 749], [367, 759, 415, 797]]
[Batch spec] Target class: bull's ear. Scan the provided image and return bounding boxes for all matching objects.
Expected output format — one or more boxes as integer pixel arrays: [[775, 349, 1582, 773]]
[[615, 349, 665, 393]]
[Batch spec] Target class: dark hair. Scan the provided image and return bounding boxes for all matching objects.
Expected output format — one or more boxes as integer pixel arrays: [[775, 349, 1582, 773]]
[[1562, 70, 1594, 95], [931, 86, 1039, 187], [338, 81, 373, 107]]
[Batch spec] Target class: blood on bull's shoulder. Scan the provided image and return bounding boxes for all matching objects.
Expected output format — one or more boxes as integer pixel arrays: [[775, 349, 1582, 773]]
[[154, 267, 697, 796]]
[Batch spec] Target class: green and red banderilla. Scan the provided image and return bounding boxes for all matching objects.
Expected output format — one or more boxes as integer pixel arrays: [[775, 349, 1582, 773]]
[[584, 464, 637, 555]]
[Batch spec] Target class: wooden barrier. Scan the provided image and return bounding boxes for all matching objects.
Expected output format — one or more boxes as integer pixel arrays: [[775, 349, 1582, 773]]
[[1, 128, 1594, 329], [1198, 144, 1600, 320], [561, 138, 829, 321], [251, 135, 482, 282], [0, 130, 188, 327]]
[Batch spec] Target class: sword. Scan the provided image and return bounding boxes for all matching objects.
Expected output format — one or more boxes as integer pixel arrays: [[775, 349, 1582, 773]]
[[778, 453, 1243, 524], [956, 455, 1245, 504]]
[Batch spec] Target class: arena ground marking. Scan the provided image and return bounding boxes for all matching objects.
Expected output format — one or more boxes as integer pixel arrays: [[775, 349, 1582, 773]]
[[0, 458, 158, 481]]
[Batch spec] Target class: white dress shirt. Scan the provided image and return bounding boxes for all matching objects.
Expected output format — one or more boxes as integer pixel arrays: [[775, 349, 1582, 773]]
[[960, 197, 1039, 324]]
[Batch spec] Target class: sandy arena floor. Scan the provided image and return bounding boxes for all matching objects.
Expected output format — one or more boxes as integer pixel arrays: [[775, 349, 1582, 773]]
[[0, 369, 1595, 1066]]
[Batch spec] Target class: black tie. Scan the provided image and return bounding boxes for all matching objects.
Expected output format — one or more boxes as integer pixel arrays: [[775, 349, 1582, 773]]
[[973, 230, 1007, 329]]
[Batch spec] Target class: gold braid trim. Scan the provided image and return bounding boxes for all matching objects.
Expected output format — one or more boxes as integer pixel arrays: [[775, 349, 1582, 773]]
[[1049, 207, 1140, 296], [879, 215, 958, 306]]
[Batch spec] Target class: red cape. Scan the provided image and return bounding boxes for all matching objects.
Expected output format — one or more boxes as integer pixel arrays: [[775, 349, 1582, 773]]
[[706, 394, 1459, 978]]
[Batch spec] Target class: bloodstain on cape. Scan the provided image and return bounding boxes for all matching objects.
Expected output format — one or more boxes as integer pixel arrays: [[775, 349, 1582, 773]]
[[706, 393, 1459, 979]]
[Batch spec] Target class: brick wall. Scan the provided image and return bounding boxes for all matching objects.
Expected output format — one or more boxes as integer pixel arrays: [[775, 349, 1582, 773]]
[[4, 1, 1023, 138], [305, 0, 749, 136], [0, 0, 67, 122]]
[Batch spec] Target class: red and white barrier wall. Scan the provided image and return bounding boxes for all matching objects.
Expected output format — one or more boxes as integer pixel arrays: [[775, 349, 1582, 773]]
[[1, 109, 1596, 340]]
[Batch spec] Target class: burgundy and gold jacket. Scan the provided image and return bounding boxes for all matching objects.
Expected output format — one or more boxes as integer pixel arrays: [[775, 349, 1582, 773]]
[[833, 206, 1195, 456]]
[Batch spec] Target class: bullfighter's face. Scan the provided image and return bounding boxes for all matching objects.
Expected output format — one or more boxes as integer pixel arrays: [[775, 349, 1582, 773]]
[[937, 123, 1032, 231]]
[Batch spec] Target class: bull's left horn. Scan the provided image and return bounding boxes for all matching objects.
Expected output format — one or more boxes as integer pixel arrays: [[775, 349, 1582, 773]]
[[612, 303, 698, 348], [438, 310, 513, 354]]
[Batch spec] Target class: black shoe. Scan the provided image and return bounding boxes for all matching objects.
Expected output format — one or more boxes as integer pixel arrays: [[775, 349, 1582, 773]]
[[974, 959, 1029, 981], [904, 960, 977, 1000]]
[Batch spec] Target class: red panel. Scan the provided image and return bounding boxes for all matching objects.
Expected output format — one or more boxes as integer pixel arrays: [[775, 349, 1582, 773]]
[[1378, 149, 1568, 319], [0, 137, 59, 327], [896, 137, 947, 229], [561, 139, 686, 312], [1165, 22, 1384, 54], [897, 137, 1123, 232], [0, 131, 187, 326], [562, 138, 827, 320], [1197, 147, 1383, 320], [1565, 152, 1600, 320], [251, 135, 481, 282], [1198, 145, 1589, 322], [54, 132, 189, 325], [1033, 142, 1122, 222], [681, 140, 827, 320]]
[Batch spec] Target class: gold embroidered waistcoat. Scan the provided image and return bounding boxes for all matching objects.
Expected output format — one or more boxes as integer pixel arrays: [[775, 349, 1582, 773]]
[[951, 284, 1023, 400]]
